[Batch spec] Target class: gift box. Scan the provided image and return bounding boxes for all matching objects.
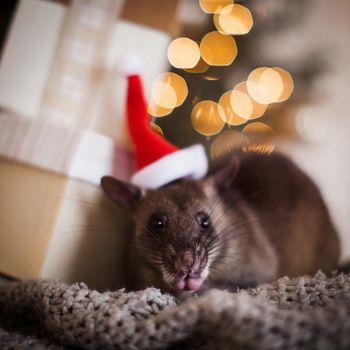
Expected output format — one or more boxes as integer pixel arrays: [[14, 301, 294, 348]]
[[0, 0, 178, 289]]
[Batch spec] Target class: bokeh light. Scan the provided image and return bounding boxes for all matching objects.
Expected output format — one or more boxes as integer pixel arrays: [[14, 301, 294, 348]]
[[147, 99, 173, 117], [150, 122, 164, 135], [199, 0, 233, 14], [151, 80, 176, 109], [191, 100, 225, 136], [184, 57, 210, 73], [234, 81, 268, 119], [259, 68, 284, 103], [150, 72, 188, 109], [213, 6, 227, 34], [272, 67, 294, 102], [201, 74, 221, 81], [242, 122, 274, 144], [167, 37, 201, 69], [230, 89, 253, 120], [247, 67, 294, 105], [218, 4, 253, 35], [246, 67, 271, 105], [218, 91, 248, 125], [242, 122, 275, 152], [200, 31, 237, 66], [210, 130, 249, 159]]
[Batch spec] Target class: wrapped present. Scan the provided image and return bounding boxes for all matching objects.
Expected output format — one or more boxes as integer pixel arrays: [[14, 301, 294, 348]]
[[0, 0, 178, 289]]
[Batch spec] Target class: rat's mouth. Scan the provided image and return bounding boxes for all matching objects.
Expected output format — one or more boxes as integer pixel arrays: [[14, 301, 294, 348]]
[[160, 250, 209, 292], [175, 276, 203, 291], [161, 269, 206, 292]]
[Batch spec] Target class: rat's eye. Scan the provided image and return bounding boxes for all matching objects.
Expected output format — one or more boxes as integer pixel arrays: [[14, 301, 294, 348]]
[[149, 215, 166, 230], [197, 212, 210, 229]]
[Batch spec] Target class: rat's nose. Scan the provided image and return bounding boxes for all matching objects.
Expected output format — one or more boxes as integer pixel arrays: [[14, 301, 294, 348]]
[[174, 252, 201, 277], [174, 250, 203, 290], [175, 250, 202, 271], [175, 250, 194, 271]]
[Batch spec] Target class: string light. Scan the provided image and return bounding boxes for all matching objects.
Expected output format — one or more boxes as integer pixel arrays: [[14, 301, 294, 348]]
[[217, 4, 253, 35], [234, 81, 268, 119], [155, 1, 294, 143], [150, 72, 188, 109], [167, 37, 201, 69], [200, 31, 237, 66], [151, 80, 177, 109], [213, 6, 227, 34], [259, 68, 284, 103], [218, 91, 248, 125], [184, 57, 210, 73], [242, 122, 275, 152], [191, 100, 225, 136], [247, 67, 294, 105], [147, 99, 173, 117], [210, 130, 248, 159], [230, 89, 253, 120], [199, 0, 233, 14], [243, 122, 274, 141], [201, 74, 221, 81], [271, 67, 294, 102], [150, 122, 164, 135], [246, 67, 271, 105]]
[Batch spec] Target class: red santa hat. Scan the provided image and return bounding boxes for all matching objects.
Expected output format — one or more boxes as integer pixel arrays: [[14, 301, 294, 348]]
[[118, 53, 208, 189]]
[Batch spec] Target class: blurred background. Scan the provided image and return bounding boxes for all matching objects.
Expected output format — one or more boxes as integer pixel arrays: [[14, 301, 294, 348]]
[[0, 0, 349, 290]]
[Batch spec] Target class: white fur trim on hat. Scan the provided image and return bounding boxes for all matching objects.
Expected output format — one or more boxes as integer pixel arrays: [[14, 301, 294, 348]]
[[131, 144, 208, 189], [116, 52, 144, 76]]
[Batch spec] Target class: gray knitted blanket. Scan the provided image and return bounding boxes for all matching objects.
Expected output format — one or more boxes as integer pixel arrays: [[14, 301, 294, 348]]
[[0, 270, 349, 350]]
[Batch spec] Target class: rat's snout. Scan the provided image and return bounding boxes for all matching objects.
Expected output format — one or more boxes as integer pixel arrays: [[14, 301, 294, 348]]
[[173, 250, 204, 291]]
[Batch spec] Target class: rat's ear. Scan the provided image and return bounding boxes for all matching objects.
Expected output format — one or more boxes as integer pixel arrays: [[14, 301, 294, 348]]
[[211, 156, 240, 189], [101, 176, 141, 211]]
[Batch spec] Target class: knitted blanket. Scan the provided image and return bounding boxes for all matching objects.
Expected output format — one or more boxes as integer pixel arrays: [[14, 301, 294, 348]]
[[0, 270, 349, 350]]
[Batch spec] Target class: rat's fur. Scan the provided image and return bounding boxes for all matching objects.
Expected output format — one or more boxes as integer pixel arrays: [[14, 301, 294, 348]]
[[101, 150, 340, 296]]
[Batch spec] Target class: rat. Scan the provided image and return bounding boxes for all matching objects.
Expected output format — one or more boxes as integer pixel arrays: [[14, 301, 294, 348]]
[[101, 149, 340, 297]]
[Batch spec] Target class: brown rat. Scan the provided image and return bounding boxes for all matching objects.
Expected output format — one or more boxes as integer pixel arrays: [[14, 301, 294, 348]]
[[101, 149, 340, 297]]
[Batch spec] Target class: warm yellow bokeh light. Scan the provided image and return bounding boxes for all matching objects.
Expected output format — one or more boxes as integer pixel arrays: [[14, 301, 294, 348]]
[[230, 89, 253, 120], [213, 6, 227, 34], [147, 98, 173, 117], [201, 74, 221, 81], [242, 122, 274, 144], [199, 0, 233, 14], [151, 72, 188, 109], [247, 67, 293, 105], [246, 67, 270, 105], [218, 91, 248, 125], [151, 81, 177, 109], [167, 37, 201, 69], [242, 122, 275, 153], [259, 68, 284, 103], [218, 4, 253, 35], [272, 67, 294, 102], [235, 81, 268, 119], [200, 31, 237, 66], [191, 100, 225, 136], [241, 143, 275, 154], [210, 130, 249, 159], [150, 122, 164, 135], [184, 57, 210, 73]]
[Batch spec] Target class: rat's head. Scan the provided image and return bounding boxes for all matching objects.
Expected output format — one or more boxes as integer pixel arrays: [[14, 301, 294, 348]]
[[101, 161, 237, 293]]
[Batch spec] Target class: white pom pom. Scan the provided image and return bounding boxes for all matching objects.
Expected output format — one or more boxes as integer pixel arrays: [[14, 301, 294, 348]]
[[116, 52, 144, 76]]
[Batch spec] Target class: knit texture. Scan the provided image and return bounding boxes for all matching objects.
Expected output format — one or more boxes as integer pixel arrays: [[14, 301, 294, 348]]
[[0, 270, 349, 349]]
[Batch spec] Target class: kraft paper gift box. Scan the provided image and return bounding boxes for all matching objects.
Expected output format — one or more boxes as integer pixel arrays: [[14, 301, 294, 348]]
[[0, 111, 135, 290], [0, 0, 177, 290]]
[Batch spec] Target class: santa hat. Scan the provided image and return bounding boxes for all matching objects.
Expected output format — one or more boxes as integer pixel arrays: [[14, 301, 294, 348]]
[[118, 53, 208, 189]]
